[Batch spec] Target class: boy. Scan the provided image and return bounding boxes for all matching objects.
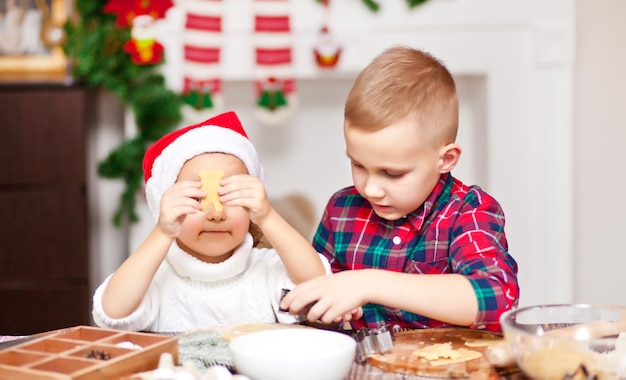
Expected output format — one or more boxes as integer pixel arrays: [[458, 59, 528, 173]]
[[280, 46, 519, 333]]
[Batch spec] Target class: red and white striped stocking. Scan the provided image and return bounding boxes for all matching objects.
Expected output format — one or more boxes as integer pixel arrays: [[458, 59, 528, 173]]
[[180, 0, 224, 122], [253, 0, 297, 128]]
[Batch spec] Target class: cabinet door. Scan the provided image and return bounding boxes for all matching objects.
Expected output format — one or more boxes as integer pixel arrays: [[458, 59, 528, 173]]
[[0, 189, 87, 281], [0, 85, 90, 335], [0, 86, 86, 186], [0, 287, 90, 335]]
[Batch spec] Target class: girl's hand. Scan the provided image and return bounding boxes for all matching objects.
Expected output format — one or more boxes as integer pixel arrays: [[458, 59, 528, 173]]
[[219, 174, 271, 225], [158, 180, 205, 238]]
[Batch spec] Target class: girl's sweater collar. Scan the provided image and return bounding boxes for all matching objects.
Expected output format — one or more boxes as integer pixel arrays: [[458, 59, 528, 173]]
[[165, 233, 253, 282]]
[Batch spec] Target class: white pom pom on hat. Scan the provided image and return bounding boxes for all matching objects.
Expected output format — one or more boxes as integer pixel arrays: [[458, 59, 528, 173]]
[[142, 110, 265, 220]]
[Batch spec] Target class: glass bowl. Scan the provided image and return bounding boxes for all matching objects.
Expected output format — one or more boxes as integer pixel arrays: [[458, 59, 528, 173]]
[[500, 304, 626, 379]]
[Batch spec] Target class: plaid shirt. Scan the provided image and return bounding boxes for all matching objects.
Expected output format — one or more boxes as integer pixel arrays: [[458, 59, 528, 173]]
[[313, 173, 519, 333]]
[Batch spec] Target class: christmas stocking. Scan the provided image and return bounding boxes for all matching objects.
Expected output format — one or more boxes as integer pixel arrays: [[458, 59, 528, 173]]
[[180, 0, 224, 122], [253, 0, 297, 128]]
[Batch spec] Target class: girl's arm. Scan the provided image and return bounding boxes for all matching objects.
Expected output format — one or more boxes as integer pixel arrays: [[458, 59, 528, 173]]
[[101, 180, 205, 318], [256, 207, 327, 283], [101, 228, 173, 318], [220, 175, 326, 283]]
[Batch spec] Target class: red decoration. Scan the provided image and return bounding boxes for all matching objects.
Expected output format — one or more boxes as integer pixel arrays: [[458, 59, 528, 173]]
[[253, 0, 297, 128], [124, 14, 164, 65], [102, 0, 172, 65], [181, 0, 225, 115], [314, 26, 341, 68], [103, 0, 173, 27], [313, 0, 341, 69], [124, 39, 164, 65]]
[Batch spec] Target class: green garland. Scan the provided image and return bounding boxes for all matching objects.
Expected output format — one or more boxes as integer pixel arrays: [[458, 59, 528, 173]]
[[63, 0, 429, 228], [63, 0, 183, 226], [318, 0, 429, 12]]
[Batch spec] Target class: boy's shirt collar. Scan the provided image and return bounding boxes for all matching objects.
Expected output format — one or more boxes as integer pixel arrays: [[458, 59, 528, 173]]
[[400, 173, 452, 231]]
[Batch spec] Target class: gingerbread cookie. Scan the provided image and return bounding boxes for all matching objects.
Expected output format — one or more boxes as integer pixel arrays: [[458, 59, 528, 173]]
[[199, 170, 224, 211]]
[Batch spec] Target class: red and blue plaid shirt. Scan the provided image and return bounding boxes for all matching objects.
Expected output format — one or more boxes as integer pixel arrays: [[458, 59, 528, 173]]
[[313, 173, 519, 333]]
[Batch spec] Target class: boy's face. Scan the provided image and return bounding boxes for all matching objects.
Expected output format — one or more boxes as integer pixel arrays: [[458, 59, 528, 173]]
[[176, 153, 251, 263], [345, 115, 456, 220]]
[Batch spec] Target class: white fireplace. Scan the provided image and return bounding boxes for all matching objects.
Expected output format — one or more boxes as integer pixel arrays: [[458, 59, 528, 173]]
[[90, 0, 576, 309]]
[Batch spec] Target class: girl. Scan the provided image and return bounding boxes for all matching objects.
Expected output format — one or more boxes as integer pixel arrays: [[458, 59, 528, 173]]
[[92, 111, 331, 332]]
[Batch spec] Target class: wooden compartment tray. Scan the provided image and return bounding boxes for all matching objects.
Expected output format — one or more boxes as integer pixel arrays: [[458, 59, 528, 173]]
[[0, 326, 178, 379]]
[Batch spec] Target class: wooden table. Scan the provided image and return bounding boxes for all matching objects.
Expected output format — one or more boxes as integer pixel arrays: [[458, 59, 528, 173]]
[[346, 362, 527, 379], [0, 329, 528, 379]]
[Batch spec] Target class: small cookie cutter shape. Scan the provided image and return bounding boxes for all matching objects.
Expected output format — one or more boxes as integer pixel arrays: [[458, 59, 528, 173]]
[[279, 288, 396, 362], [353, 324, 396, 363], [279, 288, 313, 322]]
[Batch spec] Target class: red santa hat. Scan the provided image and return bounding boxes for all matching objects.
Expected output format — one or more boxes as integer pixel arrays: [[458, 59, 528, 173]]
[[143, 111, 265, 220]]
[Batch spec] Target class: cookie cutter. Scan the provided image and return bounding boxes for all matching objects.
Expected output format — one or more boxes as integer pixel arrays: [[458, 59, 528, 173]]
[[353, 324, 396, 363], [279, 288, 396, 362], [278, 288, 312, 322]]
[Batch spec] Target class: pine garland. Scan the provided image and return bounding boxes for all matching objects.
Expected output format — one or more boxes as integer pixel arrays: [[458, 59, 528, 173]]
[[63, 0, 183, 226], [317, 0, 430, 12], [62, 0, 429, 227]]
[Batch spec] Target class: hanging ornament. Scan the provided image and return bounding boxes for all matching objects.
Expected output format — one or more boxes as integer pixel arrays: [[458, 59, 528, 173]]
[[103, 0, 173, 27], [313, 0, 341, 69], [124, 14, 165, 65], [314, 26, 341, 69], [180, 0, 225, 122], [253, 0, 297, 128], [257, 76, 288, 111], [103, 0, 173, 65]]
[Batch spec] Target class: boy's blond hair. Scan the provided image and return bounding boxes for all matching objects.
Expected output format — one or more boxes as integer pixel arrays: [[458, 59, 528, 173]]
[[344, 46, 459, 145]]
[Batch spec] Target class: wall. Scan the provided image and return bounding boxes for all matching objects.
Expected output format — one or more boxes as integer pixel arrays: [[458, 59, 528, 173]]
[[573, 0, 626, 305], [90, 0, 626, 312]]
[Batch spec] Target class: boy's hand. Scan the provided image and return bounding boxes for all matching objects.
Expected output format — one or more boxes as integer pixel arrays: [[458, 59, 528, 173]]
[[279, 271, 366, 325], [158, 180, 205, 238], [219, 174, 271, 225]]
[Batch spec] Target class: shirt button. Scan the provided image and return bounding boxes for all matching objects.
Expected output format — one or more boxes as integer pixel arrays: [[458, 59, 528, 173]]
[[392, 236, 402, 245]]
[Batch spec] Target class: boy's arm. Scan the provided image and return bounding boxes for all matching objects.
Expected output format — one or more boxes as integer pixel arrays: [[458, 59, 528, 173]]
[[283, 188, 516, 327], [365, 271, 479, 326], [281, 269, 478, 326]]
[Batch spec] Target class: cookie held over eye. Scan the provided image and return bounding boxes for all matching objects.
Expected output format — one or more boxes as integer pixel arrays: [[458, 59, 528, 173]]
[[199, 170, 224, 211]]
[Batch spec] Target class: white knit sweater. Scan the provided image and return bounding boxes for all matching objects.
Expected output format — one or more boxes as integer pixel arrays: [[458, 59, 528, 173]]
[[92, 233, 330, 332]]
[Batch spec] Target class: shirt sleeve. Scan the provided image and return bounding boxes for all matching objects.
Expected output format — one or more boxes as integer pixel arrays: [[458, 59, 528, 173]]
[[313, 194, 341, 273], [450, 187, 520, 332], [92, 274, 160, 332]]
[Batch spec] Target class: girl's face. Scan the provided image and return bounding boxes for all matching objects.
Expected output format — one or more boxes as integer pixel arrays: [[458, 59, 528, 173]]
[[175, 153, 251, 263], [345, 115, 455, 220]]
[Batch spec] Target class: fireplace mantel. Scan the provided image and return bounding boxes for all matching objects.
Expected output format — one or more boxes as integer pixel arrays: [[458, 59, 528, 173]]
[[113, 0, 576, 307]]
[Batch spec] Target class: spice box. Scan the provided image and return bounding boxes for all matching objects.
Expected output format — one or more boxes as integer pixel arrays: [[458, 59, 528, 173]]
[[0, 326, 178, 379]]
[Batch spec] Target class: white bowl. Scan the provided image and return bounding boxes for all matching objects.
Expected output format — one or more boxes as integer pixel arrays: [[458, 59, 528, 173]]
[[229, 328, 356, 380]]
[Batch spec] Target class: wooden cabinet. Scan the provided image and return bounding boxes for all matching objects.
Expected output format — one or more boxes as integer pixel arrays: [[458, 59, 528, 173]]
[[0, 81, 91, 335]]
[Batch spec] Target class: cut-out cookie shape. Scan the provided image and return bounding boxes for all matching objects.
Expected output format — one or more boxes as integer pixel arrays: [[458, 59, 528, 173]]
[[199, 170, 224, 211]]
